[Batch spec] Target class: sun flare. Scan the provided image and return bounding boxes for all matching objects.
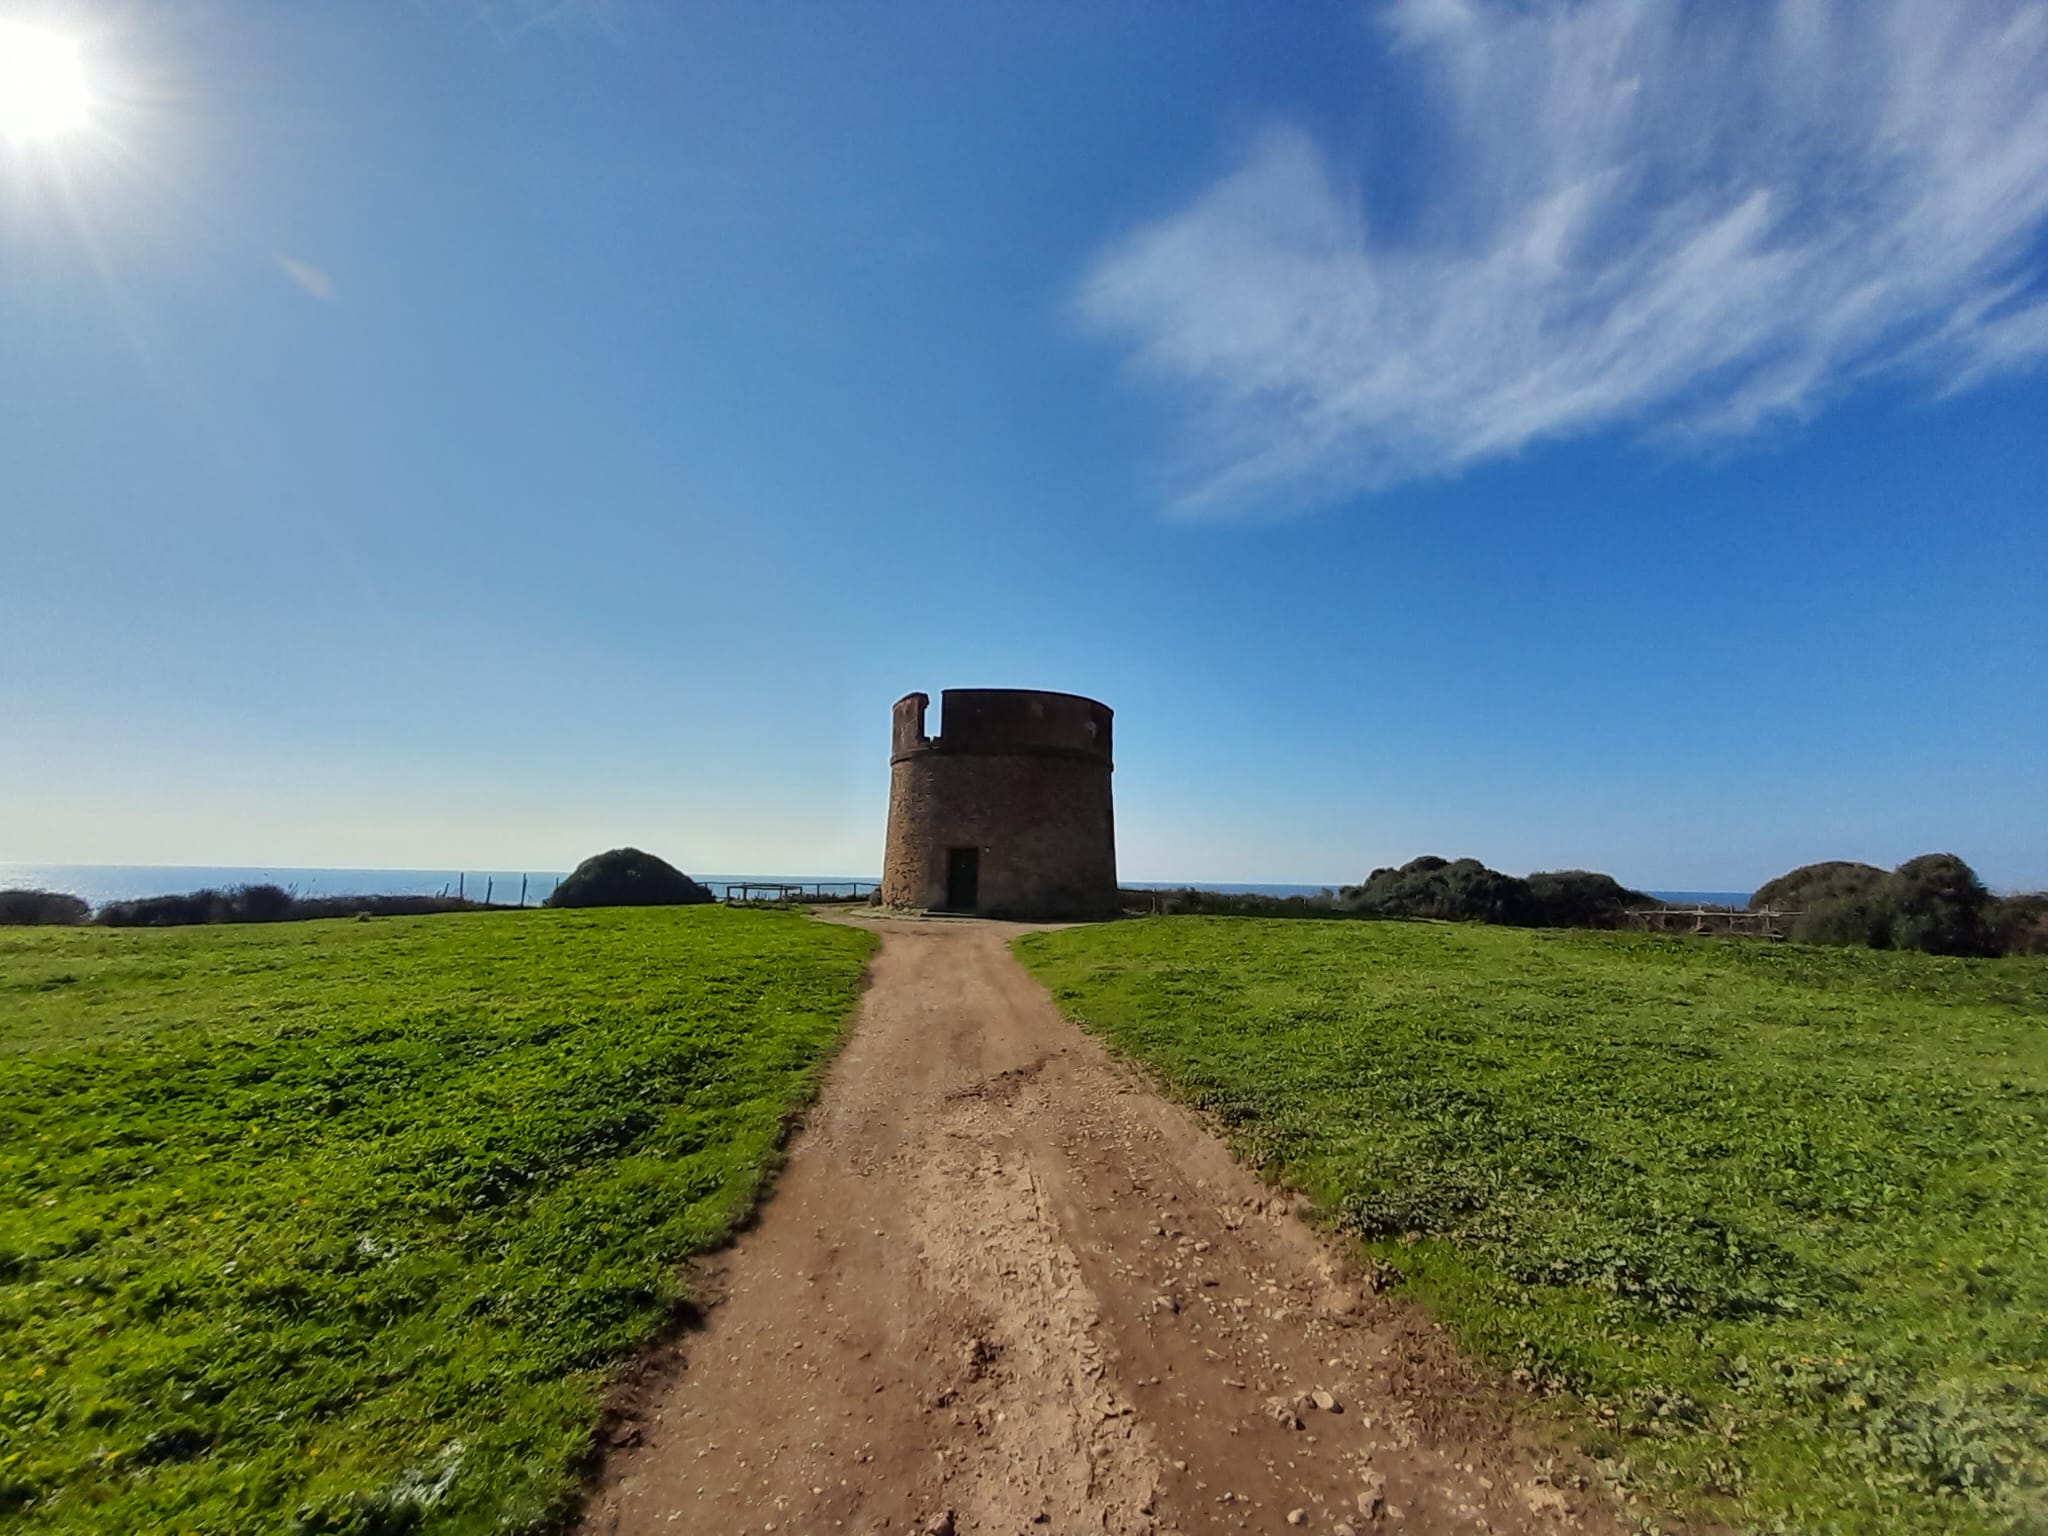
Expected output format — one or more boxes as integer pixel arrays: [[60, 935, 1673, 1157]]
[[0, 21, 90, 142]]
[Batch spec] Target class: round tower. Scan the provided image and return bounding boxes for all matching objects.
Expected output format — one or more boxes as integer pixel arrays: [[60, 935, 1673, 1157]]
[[881, 688, 1118, 918]]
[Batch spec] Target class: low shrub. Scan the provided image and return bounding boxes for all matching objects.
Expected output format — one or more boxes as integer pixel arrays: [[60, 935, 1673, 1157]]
[[96, 890, 237, 927], [1758, 855, 2004, 956], [1752, 861, 1888, 913], [1122, 887, 1339, 918], [94, 887, 488, 928], [98, 885, 299, 928], [1321, 859, 1653, 929], [544, 848, 714, 909], [1791, 891, 1892, 949], [1993, 893, 2048, 955], [1339, 856, 1538, 924], [1523, 869, 1652, 928], [0, 889, 91, 926], [1886, 853, 1998, 957]]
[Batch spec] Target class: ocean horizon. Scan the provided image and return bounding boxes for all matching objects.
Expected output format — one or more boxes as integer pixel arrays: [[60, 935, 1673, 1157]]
[[0, 864, 874, 908], [0, 863, 1754, 910]]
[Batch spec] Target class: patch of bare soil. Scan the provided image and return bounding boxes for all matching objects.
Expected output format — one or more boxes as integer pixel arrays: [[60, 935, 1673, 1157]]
[[579, 916, 1627, 1536]]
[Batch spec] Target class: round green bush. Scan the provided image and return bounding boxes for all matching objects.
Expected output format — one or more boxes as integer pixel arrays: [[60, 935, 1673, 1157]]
[[1751, 860, 1887, 912], [1340, 856, 1536, 924], [1886, 852, 1996, 957], [544, 849, 715, 909]]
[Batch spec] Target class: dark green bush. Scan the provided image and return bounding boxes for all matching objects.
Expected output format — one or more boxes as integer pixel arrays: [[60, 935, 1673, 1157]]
[[97, 890, 232, 927], [1131, 867, 1648, 930], [1339, 856, 1537, 924], [95, 886, 486, 928], [1993, 893, 2048, 955], [1756, 861, 1894, 947], [1758, 855, 2003, 956], [1752, 861, 1888, 913], [1335, 859, 1650, 928], [235, 883, 296, 923], [1886, 853, 1997, 957], [1791, 892, 1893, 949], [99, 885, 297, 927], [1524, 870, 1652, 928], [544, 848, 714, 909], [0, 889, 90, 926]]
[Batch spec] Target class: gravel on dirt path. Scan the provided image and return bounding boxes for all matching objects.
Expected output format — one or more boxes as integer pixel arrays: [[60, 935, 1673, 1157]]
[[579, 916, 1628, 1536]]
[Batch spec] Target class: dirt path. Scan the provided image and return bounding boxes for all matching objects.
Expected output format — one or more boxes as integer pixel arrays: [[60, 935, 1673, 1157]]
[[581, 916, 1625, 1536]]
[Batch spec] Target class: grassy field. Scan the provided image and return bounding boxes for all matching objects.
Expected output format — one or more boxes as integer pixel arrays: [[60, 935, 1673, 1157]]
[[0, 906, 874, 1534], [1016, 918, 2048, 1536]]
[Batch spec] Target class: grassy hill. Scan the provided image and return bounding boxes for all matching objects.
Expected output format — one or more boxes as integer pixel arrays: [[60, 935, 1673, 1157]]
[[1017, 918, 2048, 1536], [0, 906, 874, 1534]]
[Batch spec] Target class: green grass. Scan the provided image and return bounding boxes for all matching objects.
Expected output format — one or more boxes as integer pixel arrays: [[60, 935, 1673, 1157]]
[[1015, 918, 2048, 1535], [1, 906, 874, 1534]]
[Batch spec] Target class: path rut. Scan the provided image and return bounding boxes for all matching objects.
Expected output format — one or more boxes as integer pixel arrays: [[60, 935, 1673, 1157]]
[[580, 916, 1626, 1536]]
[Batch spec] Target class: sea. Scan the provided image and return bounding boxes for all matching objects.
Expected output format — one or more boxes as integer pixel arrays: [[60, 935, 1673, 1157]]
[[0, 864, 873, 908], [0, 864, 1752, 910]]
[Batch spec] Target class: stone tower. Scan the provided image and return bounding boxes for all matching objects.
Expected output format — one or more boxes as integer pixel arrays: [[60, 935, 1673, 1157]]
[[881, 688, 1118, 918]]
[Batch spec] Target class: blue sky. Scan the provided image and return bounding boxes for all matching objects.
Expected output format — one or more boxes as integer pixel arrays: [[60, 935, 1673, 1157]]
[[3, 0, 2044, 890]]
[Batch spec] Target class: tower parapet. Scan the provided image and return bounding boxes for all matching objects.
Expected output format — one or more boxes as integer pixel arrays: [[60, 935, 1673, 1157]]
[[892, 689, 1112, 763]]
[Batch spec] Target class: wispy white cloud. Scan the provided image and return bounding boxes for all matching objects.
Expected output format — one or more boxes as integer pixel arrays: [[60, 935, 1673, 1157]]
[[468, 0, 627, 48], [276, 255, 335, 302], [1078, 0, 2048, 513]]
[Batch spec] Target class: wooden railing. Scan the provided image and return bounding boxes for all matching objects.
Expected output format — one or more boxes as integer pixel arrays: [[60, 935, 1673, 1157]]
[[1623, 906, 1801, 938], [721, 881, 875, 906]]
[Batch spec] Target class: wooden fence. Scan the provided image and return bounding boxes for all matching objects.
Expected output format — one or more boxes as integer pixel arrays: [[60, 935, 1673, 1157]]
[[721, 881, 874, 906], [1624, 906, 1800, 939]]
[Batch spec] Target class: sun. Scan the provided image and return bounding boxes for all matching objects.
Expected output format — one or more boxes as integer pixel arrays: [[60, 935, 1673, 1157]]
[[0, 21, 91, 143]]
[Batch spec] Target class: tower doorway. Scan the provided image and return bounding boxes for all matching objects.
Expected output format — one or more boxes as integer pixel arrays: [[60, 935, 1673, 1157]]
[[944, 846, 980, 911]]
